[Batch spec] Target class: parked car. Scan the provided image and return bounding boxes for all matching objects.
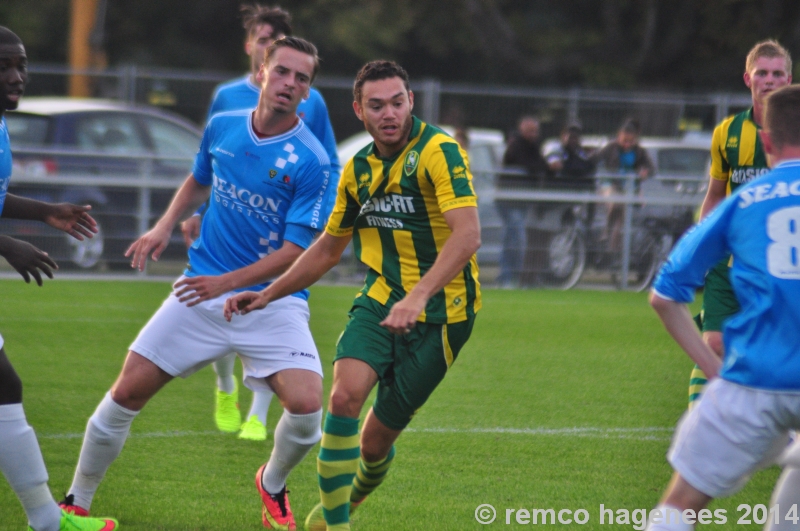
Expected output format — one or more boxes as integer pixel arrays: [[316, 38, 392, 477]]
[[336, 126, 506, 264], [4, 97, 202, 269]]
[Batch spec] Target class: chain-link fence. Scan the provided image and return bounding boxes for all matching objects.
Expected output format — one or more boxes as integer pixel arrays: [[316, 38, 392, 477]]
[[6, 65, 744, 288]]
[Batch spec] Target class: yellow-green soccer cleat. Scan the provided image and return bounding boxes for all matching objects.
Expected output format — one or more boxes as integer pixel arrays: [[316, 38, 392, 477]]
[[304, 499, 364, 531], [215, 383, 241, 433], [239, 415, 268, 441], [28, 510, 119, 531]]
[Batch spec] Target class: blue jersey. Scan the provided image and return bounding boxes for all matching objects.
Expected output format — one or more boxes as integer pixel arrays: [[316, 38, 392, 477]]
[[0, 118, 11, 215], [207, 75, 341, 180], [187, 110, 332, 298], [653, 160, 800, 391]]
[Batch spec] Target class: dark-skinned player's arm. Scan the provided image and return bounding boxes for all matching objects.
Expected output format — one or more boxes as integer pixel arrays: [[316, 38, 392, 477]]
[[2, 194, 97, 240]]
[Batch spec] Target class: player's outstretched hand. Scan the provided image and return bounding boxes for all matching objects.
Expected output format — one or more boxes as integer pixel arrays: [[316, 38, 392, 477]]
[[125, 225, 172, 271], [223, 291, 268, 321], [0, 237, 57, 286], [181, 215, 201, 248], [174, 275, 232, 307], [380, 293, 426, 335], [44, 203, 98, 241]]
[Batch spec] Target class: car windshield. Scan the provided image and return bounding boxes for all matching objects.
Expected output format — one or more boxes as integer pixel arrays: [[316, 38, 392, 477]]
[[657, 148, 709, 174], [5, 114, 50, 147]]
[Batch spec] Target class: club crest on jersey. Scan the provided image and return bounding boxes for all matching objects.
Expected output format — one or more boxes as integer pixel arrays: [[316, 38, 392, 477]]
[[269, 169, 277, 179], [358, 173, 371, 190], [404, 151, 419, 176]]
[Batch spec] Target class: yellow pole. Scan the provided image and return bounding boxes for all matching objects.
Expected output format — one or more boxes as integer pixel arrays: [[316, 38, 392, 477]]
[[68, 0, 98, 98]]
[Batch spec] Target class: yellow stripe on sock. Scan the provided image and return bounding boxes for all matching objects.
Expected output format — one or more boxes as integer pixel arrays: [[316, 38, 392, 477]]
[[321, 485, 353, 510], [318, 458, 361, 479], [320, 433, 361, 450]]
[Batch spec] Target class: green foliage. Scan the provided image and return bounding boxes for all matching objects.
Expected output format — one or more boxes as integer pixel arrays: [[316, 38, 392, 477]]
[[0, 281, 779, 530]]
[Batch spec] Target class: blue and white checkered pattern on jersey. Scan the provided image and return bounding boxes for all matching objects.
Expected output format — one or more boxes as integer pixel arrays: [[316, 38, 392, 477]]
[[187, 109, 332, 298], [653, 159, 800, 391], [0, 118, 11, 215]]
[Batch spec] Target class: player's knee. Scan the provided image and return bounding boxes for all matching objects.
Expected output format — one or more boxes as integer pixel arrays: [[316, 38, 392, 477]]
[[329, 387, 364, 418], [110, 382, 149, 411], [0, 368, 23, 405], [283, 394, 322, 415]]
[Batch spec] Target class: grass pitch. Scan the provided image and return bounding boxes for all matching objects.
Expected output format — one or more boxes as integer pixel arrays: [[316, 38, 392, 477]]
[[0, 280, 780, 530]]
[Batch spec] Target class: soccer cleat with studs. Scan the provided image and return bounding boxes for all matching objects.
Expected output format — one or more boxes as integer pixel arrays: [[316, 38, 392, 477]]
[[238, 415, 268, 441], [215, 383, 241, 433], [29, 509, 118, 531], [255, 464, 296, 530], [58, 494, 89, 517]]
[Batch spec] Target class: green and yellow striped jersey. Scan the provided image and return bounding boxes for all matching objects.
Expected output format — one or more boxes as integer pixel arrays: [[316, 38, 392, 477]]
[[326, 117, 481, 324], [710, 108, 769, 194]]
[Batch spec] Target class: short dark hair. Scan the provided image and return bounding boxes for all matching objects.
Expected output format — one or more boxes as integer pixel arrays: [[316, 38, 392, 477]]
[[0, 26, 23, 47], [353, 61, 410, 103], [241, 4, 292, 39], [264, 36, 319, 82], [619, 118, 641, 136], [764, 85, 800, 149]]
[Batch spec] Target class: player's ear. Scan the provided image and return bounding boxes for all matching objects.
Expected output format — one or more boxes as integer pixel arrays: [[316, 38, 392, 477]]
[[256, 64, 266, 85], [408, 90, 414, 111], [744, 71, 752, 88], [353, 100, 364, 121]]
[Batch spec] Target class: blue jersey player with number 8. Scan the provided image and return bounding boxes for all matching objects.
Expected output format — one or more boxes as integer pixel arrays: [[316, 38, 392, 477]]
[[646, 84, 800, 531]]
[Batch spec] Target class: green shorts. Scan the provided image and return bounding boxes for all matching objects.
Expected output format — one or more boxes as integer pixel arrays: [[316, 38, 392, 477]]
[[335, 295, 475, 430], [701, 258, 740, 333]]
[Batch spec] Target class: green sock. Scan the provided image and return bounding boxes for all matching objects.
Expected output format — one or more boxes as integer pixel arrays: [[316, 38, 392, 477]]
[[317, 412, 360, 531], [688, 364, 707, 409], [352, 445, 396, 503]]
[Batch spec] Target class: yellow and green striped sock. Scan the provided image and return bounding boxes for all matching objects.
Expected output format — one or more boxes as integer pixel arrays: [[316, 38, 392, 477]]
[[352, 445, 395, 503], [688, 364, 707, 409], [317, 412, 360, 531]]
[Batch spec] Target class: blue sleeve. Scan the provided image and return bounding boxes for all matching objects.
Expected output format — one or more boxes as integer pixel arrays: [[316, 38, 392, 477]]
[[191, 121, 214, 185], [652, 197, 736, 302], [206, 86, 224, 123], [283, 223, 317, 249], [305, 89, 341, 177], [285, 157, 332, 233]]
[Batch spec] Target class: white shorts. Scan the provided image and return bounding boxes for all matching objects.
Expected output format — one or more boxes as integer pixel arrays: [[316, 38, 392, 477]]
[[130, 285, 322, 393], [668, 378, 800, 498], [0, 332, 4, 350]]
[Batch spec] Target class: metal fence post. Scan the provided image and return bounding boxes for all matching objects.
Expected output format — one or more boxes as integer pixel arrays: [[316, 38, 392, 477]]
[[136, 157, 153, 276], [418, 79, 441, 125], [619, 174, 635, 289]]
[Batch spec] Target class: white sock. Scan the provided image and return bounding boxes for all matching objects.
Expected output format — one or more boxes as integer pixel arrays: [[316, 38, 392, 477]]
[[69, 392, 138, 511], [0, 404, 62, 531], [213, 354, 236, 394], [247, 390, 274, 426], [766, 467, 800, 531], [645, 504, 693, 531], [261, 409, 322, 494]]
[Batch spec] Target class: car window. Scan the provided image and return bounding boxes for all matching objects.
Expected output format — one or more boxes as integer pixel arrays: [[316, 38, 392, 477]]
[[468, 144, 494, 173], [144, 117, 199, 159], [76, 114, 145, 153], [5, 114, 50, 147], [656, 148, 709, 175]]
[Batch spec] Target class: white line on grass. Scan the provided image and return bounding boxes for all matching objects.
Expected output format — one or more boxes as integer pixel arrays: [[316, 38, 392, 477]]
[[40, 427, 673, 442]]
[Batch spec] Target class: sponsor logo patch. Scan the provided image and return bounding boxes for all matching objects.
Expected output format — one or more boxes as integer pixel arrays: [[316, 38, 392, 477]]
[[290, 351, 316, 360]]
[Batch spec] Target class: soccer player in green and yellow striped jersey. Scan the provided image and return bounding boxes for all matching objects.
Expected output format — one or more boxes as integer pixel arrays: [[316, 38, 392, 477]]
[[224, 60, 481, 531], [688, 40, 792, 409]]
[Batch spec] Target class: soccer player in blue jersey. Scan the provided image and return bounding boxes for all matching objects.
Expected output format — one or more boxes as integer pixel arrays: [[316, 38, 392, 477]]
[[59, 37, 331, 531], [183, 4, 341, 442], [0, 26, 118, 531], [645, 84, 800, 531]]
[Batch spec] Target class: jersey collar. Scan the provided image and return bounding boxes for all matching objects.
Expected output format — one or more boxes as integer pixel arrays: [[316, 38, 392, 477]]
[[246, 112, 304, 145]]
